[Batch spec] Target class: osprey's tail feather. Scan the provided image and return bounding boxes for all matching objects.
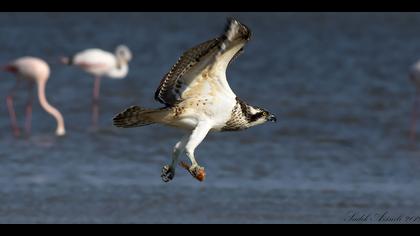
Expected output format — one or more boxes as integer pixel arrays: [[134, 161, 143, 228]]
[[113, 106, 169, 128]]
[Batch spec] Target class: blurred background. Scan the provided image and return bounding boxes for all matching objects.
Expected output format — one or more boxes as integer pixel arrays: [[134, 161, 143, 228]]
[[0, 12, 419, 223]]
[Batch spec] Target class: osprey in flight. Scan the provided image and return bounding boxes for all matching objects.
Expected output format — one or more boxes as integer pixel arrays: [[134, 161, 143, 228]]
[[113, 18, 276, 182]]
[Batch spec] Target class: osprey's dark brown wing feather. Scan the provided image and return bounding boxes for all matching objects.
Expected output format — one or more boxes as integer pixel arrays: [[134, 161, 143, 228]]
[[154, 18, 251, 107], [154, 37, 222, 106]]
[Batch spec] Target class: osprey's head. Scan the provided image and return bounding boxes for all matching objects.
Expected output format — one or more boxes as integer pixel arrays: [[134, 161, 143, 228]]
[[247, 105, 277, 127]]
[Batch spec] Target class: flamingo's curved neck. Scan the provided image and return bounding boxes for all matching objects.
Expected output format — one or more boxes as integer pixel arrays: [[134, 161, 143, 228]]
[[37, 80, 66, 136], [108, 60, 128, 78]]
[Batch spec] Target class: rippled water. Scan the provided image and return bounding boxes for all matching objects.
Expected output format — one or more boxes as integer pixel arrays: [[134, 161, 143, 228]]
[[0, 12, 419, 223]]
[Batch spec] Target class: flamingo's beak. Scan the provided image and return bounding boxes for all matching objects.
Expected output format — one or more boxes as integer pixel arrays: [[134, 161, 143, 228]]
[[60, 57, 71, 65], [2, 65, 17, 73]]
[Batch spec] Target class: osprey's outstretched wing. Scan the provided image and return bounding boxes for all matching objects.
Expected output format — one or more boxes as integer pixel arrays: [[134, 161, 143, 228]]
[[154, 18, 251, 106]]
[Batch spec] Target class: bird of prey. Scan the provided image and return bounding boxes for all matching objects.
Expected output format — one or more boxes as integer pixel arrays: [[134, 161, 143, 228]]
[[113, 18, 276, 182]]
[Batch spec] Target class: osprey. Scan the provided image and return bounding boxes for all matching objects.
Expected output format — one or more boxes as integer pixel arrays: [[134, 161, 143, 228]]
[[113, 18, 276, 182]]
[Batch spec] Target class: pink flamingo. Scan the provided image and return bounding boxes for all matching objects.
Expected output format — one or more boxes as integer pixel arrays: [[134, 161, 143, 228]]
[[61, 45, 132, 127], [1, 57, 66, 137]]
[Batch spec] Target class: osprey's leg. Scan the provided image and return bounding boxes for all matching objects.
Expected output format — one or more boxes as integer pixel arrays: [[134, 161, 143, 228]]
[[180, 122, 211, 182], [161, 134, 189, 182]]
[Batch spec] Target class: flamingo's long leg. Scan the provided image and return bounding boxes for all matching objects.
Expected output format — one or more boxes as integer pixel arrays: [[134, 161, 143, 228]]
[[6, 79, 21, 137], [24, 81, 35, 137], [92, 76, 101, 127]]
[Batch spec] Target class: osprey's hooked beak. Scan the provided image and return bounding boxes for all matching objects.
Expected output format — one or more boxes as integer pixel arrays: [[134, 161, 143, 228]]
[[268, 114, 277, 123]]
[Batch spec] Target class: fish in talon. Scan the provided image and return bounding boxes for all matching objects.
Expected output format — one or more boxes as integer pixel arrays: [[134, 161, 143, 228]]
[[180, 161, 206, 182]]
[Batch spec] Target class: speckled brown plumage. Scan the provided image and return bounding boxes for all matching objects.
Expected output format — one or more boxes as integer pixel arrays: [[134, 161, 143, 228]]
[[154, 38, 222, 106], [172, 105, 185, 118], [154, 18, 251, 108], [221, 97, 251, 131]]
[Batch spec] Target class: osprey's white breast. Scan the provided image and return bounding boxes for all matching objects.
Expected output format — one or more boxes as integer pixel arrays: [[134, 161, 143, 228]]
[[163, 71, 237, 131]]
